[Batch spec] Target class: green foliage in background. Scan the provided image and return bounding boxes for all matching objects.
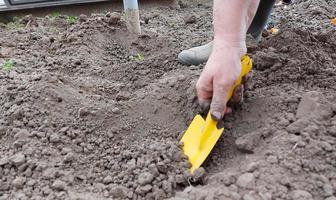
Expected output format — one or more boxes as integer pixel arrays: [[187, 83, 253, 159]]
[[135, 53, 144, 62], [6, 17, 23, 30], [67, 16, 78, 24], [2, 59, 15, 73]]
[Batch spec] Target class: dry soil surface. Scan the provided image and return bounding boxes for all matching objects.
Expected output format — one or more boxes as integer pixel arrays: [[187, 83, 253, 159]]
[[0, 0, 335, 200]]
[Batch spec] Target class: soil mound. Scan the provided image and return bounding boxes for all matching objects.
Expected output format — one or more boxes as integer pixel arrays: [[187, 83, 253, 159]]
[[0, 0, 335, 199]]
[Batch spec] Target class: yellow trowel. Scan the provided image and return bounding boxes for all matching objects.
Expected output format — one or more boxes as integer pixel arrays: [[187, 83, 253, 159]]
[[180, 55, 253, 173]]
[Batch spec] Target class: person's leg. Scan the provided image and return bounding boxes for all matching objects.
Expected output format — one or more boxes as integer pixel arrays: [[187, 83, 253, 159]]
[[247, 0, 276, 41], [178, 0, 276, 66]]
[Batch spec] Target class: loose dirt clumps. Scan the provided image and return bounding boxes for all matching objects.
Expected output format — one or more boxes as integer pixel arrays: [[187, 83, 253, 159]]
[[170, 0, 336, 199], [173, 92, 336, 199], [0, 0, 336, 199], [0, 11, 196, 200]]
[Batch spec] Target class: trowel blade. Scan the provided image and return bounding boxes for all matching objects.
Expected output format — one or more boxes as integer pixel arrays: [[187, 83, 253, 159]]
[[180, 114, 223, 173]]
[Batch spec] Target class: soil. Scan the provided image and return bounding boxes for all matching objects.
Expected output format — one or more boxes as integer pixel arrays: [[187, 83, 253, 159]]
[[0, 0, 335, 200]]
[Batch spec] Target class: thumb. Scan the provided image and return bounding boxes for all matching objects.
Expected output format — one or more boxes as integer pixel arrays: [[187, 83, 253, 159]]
[[210, 82, 231, 121]]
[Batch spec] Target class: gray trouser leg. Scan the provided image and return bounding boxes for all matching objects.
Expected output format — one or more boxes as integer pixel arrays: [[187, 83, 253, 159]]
[[247, 0, 276, 41]]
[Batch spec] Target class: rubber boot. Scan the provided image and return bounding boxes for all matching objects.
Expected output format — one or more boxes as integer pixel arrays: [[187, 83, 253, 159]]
[[178, 41, 213, 66], [178, 0, 276, 66]]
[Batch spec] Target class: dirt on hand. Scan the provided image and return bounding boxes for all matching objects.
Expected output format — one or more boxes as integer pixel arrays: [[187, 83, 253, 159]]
[[0, 0, 336, 199]]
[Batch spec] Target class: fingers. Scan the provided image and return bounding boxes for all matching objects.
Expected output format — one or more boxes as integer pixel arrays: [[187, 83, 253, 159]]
[[231, 84, 244, 104], [199, 100, 210, 114], [196, 77, 212, 103], [195, 57, 249, 120], [225, 107, 232, 114], [199, 98, 232, 115], [197, 75, 237, 119], [230, 72, 252, 105], [196, 75, 212, 114], [210, 80, 233, 121], [242, 71, 253, 90]]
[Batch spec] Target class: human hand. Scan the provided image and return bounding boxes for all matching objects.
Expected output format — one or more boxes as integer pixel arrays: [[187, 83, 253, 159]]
[[196, 46, 245, 121]]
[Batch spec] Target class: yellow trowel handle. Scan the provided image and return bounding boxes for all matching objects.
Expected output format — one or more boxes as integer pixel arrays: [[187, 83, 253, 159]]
[[200, 55, 253, 148], [225, 55, 253, 102]]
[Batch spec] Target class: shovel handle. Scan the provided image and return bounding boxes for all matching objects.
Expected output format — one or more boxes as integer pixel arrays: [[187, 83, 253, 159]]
[[225, 55, 253, 102], [200, 55, 253, 149]]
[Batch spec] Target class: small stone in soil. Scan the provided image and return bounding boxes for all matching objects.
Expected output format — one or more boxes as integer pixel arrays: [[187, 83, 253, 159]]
[[49, 133, 61, 143], [235, 131, 261, 153], [27, 179, 37, 187], [109, 185, 128, 198], [191, 167, 206, 181], [148, 164, 159, 176], [63, 152, 75, 163], [108, 12, 121, 25], [0, 156, 9, 166], [290, 190, 313, 200], [296, 91, 320, 119], [9, 153, 26, 167], [287, 119, 309, 134], [184, 15, 197, 24], [175, 174, 185, 184], [323, 184, 334, 196], [267, 155, 278, 164], [329, 126, 336, 137], [245, 162, 259, 172], [236, 173, 255, 189], [36, 132, 46, 138], [319, 141, 333, 152], [12, 176, 25, 189], [138, 172, 154, 186], [111, 107, 121, 114], [52, 180, 66, 191], [78, 107, 90, 118], [103, 175, 113, 184], [135, 184, 152, 195], [208, 172, 236, 186], [0, 125, 7, 136], [156, 162, 168, 173], [14, 129, 29, 139], [332, 104, 336, 113], [79, 14, 88, 22]]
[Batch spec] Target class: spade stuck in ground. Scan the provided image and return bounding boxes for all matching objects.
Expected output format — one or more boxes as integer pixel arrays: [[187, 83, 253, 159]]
[[180, 55, 253, 173]]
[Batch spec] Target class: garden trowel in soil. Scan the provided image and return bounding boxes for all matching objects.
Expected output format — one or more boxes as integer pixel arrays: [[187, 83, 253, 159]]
[[180, 55, 253, 173]]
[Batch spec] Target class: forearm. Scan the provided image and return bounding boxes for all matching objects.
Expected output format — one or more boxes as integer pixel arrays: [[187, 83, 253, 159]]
[[197, 0, 261, 120], [213, 0, 260, 51]]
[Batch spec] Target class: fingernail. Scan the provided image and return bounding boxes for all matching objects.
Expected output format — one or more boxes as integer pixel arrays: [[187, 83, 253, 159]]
[[211, 111, 223, 121], [199, 101, 210, 114]]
